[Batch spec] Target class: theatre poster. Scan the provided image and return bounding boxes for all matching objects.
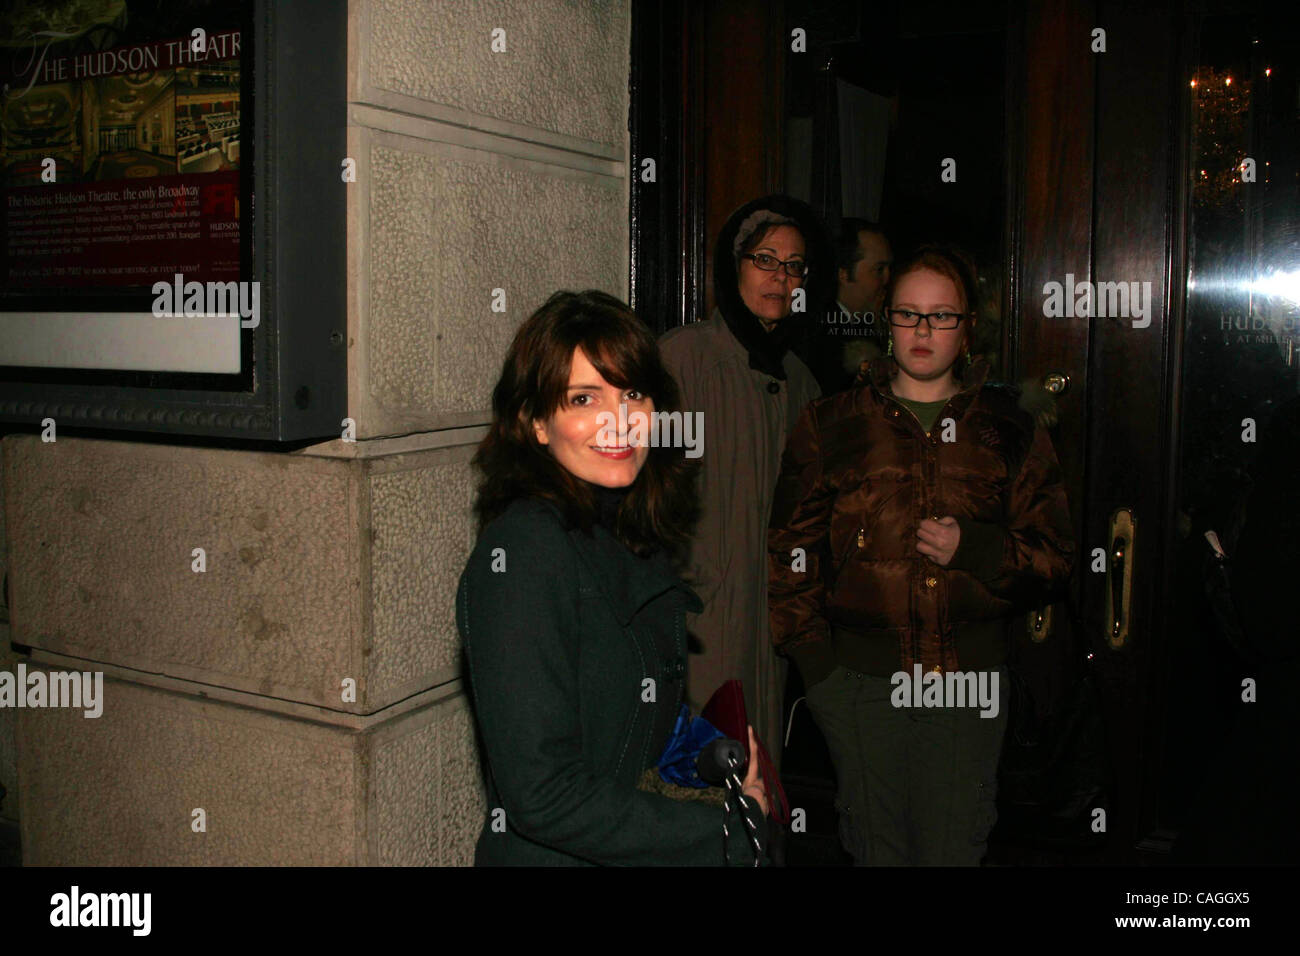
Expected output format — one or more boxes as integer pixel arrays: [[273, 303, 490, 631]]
[[2, 4, 243, 294]]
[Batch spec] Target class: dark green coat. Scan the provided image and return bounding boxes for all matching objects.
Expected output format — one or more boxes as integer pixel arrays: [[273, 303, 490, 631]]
[[457, 496, 769, 865]]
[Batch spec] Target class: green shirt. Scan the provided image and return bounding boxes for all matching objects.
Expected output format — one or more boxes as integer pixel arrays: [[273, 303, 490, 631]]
[[896, 396, 951, 434]]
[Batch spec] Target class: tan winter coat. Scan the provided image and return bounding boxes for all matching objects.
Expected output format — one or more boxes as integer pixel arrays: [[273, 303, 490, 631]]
[[660, 311, 820, 764]]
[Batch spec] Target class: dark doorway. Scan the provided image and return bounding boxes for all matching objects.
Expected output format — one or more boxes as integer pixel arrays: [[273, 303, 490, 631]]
[[630, 0, 1300, 866]]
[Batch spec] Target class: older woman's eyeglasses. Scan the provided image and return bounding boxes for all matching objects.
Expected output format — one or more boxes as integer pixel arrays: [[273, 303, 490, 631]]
[[885, 309, 969, 329], [741, 253, 808, 278]]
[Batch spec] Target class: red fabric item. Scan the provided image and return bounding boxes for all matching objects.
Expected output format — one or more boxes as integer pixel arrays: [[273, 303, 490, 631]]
[[701, 680, 790, 824]]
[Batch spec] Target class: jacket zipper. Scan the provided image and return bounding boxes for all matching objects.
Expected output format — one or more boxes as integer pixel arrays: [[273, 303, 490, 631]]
[[881, 385, 963, 670], [835, 526, 866, 577], [888, 396, 938, 669], [891, 397, 957, 440]]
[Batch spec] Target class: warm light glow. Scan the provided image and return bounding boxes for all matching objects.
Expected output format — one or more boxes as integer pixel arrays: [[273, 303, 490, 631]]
[[1225, 76, 1232, 86], [1190, 78, 1197, 87], [1265, 68, 1272, 77]]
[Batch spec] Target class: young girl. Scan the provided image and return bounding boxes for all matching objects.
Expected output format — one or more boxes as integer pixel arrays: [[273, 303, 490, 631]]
[[458, 290, 768, 865], [768, 246, 1074, 865]]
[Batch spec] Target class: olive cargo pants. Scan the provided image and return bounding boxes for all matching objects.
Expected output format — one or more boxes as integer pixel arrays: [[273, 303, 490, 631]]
[[804, 664, 1010, 865]]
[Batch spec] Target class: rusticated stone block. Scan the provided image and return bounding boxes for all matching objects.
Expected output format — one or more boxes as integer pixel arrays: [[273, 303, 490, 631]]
[[16, 667, 483, 866], [352, 0, 630, 157], [347, 129, 626, 438], [2, 433, 477, 713]]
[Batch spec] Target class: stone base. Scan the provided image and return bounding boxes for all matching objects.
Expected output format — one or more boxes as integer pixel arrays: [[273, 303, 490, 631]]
[[16, 657, 483, 866]]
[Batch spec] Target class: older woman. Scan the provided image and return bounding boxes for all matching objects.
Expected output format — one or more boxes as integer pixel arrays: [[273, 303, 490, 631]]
[[659, 195, 833, 771], [769, 245, 1074, 865], [458, 289, 768, 866]]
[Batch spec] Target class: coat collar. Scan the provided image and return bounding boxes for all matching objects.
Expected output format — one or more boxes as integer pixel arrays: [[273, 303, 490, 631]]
[[565, 522, 704, 626], [862, 355, 991, 421]]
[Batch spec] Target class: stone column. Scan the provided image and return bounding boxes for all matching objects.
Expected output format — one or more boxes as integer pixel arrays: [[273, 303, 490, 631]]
[[3, 0, 630, 865]]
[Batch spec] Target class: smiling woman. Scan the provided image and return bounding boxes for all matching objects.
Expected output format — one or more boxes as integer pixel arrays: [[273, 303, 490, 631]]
[[530, 347, 653, 488], [471, 289, 696, 556], [457, 289, 772, 865]]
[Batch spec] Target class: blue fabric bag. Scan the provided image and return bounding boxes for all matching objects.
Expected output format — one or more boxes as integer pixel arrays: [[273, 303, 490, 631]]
[[656, 704, 725, 788]]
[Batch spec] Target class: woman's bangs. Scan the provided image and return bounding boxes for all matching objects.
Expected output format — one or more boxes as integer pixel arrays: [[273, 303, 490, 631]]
[[583, 330, 653, 396]]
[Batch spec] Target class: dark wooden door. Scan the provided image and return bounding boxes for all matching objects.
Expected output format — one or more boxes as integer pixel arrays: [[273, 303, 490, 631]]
[[1012, 0, 1300, 863], [631, 0, 786, 335], [1011, 0, 1180, 865]]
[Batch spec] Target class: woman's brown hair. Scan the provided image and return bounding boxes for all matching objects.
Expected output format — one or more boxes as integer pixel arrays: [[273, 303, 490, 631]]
[[472, 289, 699, 560]]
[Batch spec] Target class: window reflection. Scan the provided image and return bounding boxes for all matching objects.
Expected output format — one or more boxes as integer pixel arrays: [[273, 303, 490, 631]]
[[1164, 15, 1299, 834]]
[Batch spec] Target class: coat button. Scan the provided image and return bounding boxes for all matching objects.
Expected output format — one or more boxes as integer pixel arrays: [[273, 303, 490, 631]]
[[925, 575, 938, 589], [767, 381, 781, 394]]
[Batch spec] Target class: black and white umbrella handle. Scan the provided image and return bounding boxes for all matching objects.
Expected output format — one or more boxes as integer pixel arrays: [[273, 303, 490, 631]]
[[697, 738, 762, 866]]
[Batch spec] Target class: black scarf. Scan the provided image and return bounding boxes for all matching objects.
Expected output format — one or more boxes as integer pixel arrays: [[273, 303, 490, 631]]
[[585, 481, 630, 531], [712, 194, 835, 381]]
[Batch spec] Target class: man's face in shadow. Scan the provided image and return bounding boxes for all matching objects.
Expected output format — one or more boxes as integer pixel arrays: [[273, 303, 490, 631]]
[[838, 230, 892, 315]]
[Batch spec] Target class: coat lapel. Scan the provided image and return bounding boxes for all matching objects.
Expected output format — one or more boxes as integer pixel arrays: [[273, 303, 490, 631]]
[[568, 525, 704, 625]]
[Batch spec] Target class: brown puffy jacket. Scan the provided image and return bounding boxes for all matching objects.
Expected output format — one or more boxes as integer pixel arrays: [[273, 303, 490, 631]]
[[768, 356, 1074, 686]]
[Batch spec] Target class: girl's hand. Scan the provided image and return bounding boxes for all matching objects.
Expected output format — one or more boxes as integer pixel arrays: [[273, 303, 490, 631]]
[[917, 516, 960, 566], [741, 725, 769, 817]]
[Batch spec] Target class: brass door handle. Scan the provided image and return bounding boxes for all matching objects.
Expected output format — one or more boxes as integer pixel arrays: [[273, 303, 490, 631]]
[[1110, 535, 1127, 637], [1105, 508, 1135, 648]]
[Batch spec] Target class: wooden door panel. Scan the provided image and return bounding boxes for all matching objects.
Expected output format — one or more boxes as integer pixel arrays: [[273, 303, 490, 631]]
[[1087, 1, 1181, 855]]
